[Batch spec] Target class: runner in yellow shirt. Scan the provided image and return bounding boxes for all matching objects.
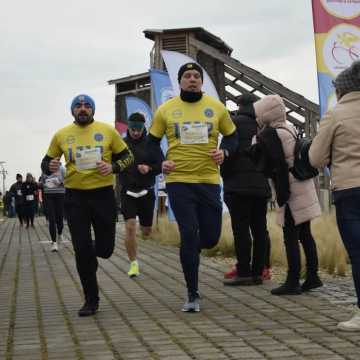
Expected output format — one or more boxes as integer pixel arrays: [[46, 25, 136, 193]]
[[41, 94, 133, 317], [148, 63, 238, 312]]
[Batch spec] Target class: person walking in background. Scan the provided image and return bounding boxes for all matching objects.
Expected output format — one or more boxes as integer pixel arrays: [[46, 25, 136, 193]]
[[251, 94, 322, 295], [3, 191, 13, 217], [309, 60, 360, 331], [119, 112, 163, 278], [147, 62, 237, 312], [22, 173, 38, 228], [9, 174, 25, 225], [41, 94, 133, 317], [221, 94, 272, 286], [40, 163, 66, 252]]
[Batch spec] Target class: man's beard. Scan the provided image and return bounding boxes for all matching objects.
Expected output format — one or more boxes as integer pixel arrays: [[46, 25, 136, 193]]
[[75, 112, 93, 125]]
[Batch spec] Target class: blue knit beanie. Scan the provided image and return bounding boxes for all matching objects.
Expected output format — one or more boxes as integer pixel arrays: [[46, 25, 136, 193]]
[[71, 94, 95, 114]]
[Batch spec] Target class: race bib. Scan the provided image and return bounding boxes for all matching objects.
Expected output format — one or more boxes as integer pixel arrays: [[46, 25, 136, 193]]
[[45, 178, 60, 188], [180, 123, 208, 145], [26, 195, 34, 201], [75, 148, 101, 171]]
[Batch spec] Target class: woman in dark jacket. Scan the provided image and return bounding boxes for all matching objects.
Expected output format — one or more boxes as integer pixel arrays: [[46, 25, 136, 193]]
[[22, 173, 38, 228]]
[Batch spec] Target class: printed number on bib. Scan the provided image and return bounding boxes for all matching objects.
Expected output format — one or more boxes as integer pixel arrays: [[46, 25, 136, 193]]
[[180, 123, 209, 145], [75, 148, 102, 171]]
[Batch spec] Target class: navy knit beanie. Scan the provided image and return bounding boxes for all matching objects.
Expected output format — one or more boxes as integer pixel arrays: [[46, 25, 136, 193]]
[[71, 94, 95, 114], [177, 62, 203, 83]]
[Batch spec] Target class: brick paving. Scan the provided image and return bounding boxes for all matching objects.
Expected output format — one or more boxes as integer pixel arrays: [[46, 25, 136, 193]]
[[0, 217, 359, 360]]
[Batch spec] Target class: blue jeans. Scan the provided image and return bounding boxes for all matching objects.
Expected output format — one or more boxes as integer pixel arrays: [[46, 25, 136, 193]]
[[167, 183, 222, 297], [334, 189, 360, 308]]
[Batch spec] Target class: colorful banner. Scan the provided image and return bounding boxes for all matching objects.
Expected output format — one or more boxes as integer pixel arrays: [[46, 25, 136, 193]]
[[150, 68, 174, 108], [149, 68, 176, 221], [161, 50, 219, 100], [125, 96, 153, 130], [312, 0, 360, 115], [149, 69, 173, 155]]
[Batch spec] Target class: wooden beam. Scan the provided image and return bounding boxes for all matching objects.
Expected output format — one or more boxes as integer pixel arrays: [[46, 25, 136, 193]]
[[225, 67, 307, 117], [108, 72, 150, 85], [189, 37, 319, 114], [225, 90, 304, 128], [225, 91, 238, 104], [115, 86, 151, 96], [224, 78, 304, 127]]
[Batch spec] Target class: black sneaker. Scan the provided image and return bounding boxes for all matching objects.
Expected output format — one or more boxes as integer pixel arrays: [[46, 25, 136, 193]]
[[301, 276, 323, 292], [78, 302, 99, 317], [252, 276, 263, 285], [223, 275, 254, 286], [271, 283, 302, 295]]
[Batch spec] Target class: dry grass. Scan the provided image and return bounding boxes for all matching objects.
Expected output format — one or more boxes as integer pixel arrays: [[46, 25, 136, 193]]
[[152, 208, 349, 276], [152, 214, 180, 247]]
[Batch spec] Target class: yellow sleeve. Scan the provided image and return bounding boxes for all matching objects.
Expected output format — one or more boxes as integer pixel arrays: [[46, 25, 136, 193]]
[[219, 108, 236, 136], [47, 133, 63, 158], [111, 129, 128, 153], [149, 107, 167, 139]]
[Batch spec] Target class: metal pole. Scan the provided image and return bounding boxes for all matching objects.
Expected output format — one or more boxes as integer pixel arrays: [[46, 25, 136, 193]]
[[0, 162, 7, 195]]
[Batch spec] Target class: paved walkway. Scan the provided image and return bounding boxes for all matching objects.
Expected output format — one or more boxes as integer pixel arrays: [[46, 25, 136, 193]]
[[0, 217, 359, 360]]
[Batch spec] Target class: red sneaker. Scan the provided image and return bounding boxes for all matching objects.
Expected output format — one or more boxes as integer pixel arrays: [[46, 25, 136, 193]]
[[224, 265, 237, 279], [262, 267, 271, 281]]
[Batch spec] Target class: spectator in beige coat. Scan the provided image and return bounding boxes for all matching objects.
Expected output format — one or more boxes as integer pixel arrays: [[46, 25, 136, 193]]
[[254, 95, 322, 295], [309, 60, 360, 331]]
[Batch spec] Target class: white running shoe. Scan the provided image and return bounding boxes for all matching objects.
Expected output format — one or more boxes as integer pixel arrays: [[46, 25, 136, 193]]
[[51, 242, 58, 252], [182, 294, 201, 313], [337, 307, 360, 331]]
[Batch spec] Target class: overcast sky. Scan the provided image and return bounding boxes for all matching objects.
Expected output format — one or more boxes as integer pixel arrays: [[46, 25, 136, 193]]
[[0, 0, 318, 191]]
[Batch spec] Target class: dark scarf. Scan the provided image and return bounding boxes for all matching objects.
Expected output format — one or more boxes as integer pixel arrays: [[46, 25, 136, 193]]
[[180, 90, 203, 102], [246, 127, 290, 207]]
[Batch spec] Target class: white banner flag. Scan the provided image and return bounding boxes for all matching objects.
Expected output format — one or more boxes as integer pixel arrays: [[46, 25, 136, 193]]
[[161, 50, 219, 100]]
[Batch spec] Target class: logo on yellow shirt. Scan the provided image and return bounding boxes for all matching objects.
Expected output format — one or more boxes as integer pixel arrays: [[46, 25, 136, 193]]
[[172, 109, 183, 118], [204, 108, 214, 118], [94, 133, 104, 141], [66, 135, 75, 145]]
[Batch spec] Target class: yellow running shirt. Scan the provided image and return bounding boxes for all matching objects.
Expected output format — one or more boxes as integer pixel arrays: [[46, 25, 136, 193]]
[[46, 121, 128, 190], [150, 94, 236, 184]]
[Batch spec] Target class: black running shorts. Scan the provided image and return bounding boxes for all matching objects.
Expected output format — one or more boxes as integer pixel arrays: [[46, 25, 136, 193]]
[[120, 189, 155, 226]]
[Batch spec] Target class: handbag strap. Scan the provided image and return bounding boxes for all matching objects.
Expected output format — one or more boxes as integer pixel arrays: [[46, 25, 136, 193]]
[[275, 126, 298, 140]]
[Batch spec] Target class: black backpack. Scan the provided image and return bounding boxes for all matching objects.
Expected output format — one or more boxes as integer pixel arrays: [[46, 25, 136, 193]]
[[278, 127, 319, 181]]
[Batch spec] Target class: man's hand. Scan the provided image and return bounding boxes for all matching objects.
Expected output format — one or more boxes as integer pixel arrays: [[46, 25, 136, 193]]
[[49, 158, 61, 173], [96, 161, 112, 176], [162, 160, 176, 175], [209, 149, 225, 165], [138, 164, 151, 175]]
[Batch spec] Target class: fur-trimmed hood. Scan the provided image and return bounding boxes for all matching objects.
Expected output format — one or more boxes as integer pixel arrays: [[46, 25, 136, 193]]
[[254, 95, 286, 128]]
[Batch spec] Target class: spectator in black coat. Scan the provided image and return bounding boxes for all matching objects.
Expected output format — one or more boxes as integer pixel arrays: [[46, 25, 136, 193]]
[[221, 94, 272, 286]]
